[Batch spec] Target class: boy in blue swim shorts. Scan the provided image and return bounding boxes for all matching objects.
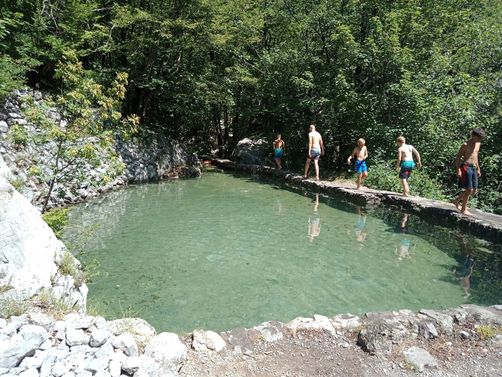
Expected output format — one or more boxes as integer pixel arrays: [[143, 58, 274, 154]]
[[452, 128, 485, 215], [347, 138, 369, 189], [396, 136, 422, 196]]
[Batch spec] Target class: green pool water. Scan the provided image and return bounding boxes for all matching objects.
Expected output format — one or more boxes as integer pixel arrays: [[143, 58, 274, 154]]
[[63, 172, 502, 333]]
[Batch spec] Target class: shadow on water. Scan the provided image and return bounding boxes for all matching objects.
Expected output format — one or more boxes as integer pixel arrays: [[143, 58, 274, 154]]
[[224, 170, 502, 307]]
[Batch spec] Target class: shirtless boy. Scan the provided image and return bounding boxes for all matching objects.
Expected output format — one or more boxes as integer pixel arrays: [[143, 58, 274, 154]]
[[272, 134, 286, 170], [347, 138, 368, 189], [452, 128, 486, 215], [304, 124, 324, 180], [396, 136, 422, 196]]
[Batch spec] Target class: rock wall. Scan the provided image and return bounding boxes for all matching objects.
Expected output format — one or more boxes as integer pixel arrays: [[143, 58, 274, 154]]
[[0, 90, 201, 210], [0, 154, 87, 311]]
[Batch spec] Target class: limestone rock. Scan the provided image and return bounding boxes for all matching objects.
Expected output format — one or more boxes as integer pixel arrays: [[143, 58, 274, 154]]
[[192, 330, 226, 352], [144, 332, 186, 373], [66, 328, 89, 347], [287, 315, 336, 336], [89, 329, 109, 348], [232, 138, 273, 166], [0, 325, 48, 368], [331, 314, 362, 332], [108, 318, 155, 349], [254, 321, 284, 343], [111, 333, 139, 357], [403, 346, 438, 372], [419, 309, 453, 335]]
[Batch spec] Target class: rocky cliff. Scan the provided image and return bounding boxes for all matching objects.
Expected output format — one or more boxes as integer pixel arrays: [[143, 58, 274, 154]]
[[0, 90, 201, 211]]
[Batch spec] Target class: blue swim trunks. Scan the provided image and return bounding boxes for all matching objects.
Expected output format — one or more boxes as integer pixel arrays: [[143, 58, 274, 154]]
[[399, 160, 415, 179], [274, 148, 283, 158], [355, 160, 367, 174], [310, 148, 321, 160], [459, 164, 478, 190]]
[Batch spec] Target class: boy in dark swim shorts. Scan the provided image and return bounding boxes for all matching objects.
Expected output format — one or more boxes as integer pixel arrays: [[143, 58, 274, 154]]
[[452, 128, 486, 215]]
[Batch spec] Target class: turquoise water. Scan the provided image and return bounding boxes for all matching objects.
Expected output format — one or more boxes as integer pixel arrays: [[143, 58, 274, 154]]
[[63, 172, 502, 333]]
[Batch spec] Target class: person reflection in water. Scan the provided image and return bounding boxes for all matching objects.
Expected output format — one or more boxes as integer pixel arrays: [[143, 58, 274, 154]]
[[354, 207, 367, 245], [454, 237, 475, 299], [395, 213, 415, 260], [308, 193, 321, 242]]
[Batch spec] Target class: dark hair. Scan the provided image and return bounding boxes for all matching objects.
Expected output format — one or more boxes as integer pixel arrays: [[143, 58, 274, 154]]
[[471, 128, 486, 138]]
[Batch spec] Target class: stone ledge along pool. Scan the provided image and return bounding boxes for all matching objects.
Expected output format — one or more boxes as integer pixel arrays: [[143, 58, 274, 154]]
[[62, 171, 502, 333]]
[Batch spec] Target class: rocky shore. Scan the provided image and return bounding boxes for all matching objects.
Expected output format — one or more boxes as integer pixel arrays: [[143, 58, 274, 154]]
[[1, 305, 501, 376]]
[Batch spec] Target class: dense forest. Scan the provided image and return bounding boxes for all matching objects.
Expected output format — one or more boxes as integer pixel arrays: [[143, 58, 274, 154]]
[[1, 0, 501, 212]]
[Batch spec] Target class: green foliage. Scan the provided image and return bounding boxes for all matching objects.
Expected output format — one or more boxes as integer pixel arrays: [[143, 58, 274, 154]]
[[365, 160, 447, 200], [0, 0, 500, 210], [8, 175, 25, 191], [42, 207, 69, 238], [31, 289, 75, 319], [8, 124, 29, 147], [0, 299, 27, 318], [475, 325, 501, 340]]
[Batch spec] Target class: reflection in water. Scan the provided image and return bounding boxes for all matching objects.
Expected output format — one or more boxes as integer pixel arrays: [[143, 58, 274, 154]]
[[454, 236, 476, 298], [308, 193, 321, 242], [63, 173, 502, 332], [354, 207, 367, 245], [395, 213, 415, 260]]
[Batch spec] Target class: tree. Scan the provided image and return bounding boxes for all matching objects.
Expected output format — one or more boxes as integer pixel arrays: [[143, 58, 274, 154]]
[[24, 50, 139, 212]]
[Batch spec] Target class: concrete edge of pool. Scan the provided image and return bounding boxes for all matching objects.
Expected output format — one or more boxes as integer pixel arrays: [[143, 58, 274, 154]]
[[211, 158, 502, 243]]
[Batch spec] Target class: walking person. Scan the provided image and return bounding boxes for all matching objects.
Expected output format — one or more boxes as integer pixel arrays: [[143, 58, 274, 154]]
[[396, 136, 422, 196], [304, 124, 324, 180], [272, 133, 286, 170], [347, 138, 369, 189], [452, 128, 486, 215]]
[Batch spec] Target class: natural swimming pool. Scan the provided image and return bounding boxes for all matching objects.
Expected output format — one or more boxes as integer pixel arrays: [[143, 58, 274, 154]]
[[62, 172, 502, 333]]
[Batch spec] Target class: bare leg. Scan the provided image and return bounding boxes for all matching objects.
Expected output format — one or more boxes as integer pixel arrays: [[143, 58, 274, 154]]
[[461, 189, 474, 215], [313, 159, 320, 180], [275, 158, 282, 170], [401, 178, 410, 196], [356, 174, 362, 189], [452, 195, 462, 210], [304, 158, 311, 178], [360, 172, 368, 188]]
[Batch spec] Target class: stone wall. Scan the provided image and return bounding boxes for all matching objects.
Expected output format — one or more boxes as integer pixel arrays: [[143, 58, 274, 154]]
[[0, 90, 201, 211]]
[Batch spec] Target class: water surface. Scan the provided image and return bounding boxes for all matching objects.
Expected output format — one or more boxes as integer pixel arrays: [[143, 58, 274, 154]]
[[63, 172, 502, 332]]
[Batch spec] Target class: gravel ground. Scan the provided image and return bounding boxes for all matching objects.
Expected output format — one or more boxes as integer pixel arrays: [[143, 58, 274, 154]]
[[179, 327, 502, 377]]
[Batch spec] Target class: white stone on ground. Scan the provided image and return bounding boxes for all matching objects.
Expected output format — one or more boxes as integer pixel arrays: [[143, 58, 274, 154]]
[[404, 346, 438, 372]]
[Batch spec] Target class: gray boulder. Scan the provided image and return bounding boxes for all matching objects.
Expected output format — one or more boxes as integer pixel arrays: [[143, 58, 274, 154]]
[[232, 138, 273, 166], [403, 346, 438, 372]]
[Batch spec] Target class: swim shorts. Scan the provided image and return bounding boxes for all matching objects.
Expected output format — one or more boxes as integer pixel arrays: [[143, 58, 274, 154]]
[[399, 160, 415, 179], [459, 164, 478, 190], [310, 148, 321, 160], [274, 148, 283, 159], [355, 160, 367, 174]]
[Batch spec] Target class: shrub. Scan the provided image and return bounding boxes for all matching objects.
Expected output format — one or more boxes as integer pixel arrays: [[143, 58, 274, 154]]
[[8, 175, 24, 191], [8, 123, 29, 146], [365, 160, 447, 200], [42, 207, 69, 238], [0, 299, 27, 318]]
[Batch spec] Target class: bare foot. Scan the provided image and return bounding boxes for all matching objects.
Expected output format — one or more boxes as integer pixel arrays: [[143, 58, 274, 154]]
[[315, 177, 320, 181], [451, 200, 462, 210], [461, 209, 473, 216]]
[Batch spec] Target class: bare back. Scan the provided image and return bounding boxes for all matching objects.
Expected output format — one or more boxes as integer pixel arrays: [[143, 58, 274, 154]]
[[398, 144, 414, 161], [309, 131, 322, 149]]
